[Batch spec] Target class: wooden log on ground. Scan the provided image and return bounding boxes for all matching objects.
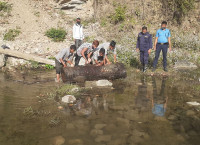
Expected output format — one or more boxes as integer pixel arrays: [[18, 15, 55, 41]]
[[0, 48, 55, 66], [61, 63, 127, 82]]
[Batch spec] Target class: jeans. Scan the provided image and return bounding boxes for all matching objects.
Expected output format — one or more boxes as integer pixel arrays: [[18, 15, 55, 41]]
[[140, 50, 149, 65], [153, 44, 168, 68]]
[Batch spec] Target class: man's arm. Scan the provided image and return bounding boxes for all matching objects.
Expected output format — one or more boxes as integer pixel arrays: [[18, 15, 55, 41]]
[[59, 59, 67, 67], [105, 55, 111, 64], [73, 25, 76, 40], [154, 37, 158, 50], [114, 54, 117, 63], [148, 34, 153, 54], [81, 48, 88, 62], [168, 37, 171, 51]]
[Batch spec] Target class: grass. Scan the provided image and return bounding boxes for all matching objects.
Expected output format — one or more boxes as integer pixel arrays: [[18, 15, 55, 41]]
[[3, 29, 21, 41], [45, 28, 67, 42]]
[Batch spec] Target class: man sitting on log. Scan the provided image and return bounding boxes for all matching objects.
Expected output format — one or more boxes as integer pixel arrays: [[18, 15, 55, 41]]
[[98, 40, 117, 64], [92, 48, 106, 66], [75, 40, 99, 66], [55, 45, 76, 82]]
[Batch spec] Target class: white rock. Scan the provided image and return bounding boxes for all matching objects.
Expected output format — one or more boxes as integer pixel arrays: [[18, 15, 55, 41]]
[[96, 80, 112, 87], [61, 95, 76, 103], [187, 101, 200, 106]]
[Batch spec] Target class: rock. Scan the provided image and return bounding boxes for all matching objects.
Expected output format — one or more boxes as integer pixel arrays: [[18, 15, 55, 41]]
[[186, 110, 195, 116], [109, 105, 125, 111], [94, 124, 107, 130], [85, 80, 113, 88], [116, 117, 130, 128], [124, 110, 139, 121], [52, 136, 65, 145], [66, 123, 75, 129], [71, 87, 79, 93], [95, 135, 111, 143], [167, 115, 177, 121], [6, 57, 29, 68], [61, 95, 76, 103], [96, 80, 113, 87], [174, 60, 197, 70], [68, 139, 83, 145], [90, 129, 103, 136], [0, 54, 5, 68]]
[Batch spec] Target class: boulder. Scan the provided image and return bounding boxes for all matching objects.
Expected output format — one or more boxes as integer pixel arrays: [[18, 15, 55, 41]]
[[61, 95, 76, 103]]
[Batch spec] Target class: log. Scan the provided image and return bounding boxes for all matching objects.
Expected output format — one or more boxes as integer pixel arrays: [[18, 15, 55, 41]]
[[61, 63, 127, 82], [0, 48, 55, 66]]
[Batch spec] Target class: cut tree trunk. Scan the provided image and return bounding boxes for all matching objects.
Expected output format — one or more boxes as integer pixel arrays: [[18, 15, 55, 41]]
[[0, 48, 55, 66], [61, 63, 127, 82]]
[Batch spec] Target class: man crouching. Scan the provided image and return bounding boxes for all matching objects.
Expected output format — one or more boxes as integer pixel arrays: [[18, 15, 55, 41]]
[[92, 48, 106, 66], [55, 45, 76, 82]]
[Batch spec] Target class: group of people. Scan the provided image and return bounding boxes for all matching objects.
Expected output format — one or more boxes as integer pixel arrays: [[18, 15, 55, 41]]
[[55, 18, 171, 82]]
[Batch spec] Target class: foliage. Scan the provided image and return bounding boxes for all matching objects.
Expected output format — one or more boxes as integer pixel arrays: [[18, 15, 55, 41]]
[[111, 4, 126, 24], [3, 29, 21, 41], [45, 28, 67, 42], [166, 0, 195, 23], [84, 35, 95, 43], [44, 64, 54, 69], [0, 1, 12, 16], [29, 60, 40, 69]]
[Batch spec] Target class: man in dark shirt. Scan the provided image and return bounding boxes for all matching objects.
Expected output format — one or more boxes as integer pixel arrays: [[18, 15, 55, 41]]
[[136, 26, 152, 72]]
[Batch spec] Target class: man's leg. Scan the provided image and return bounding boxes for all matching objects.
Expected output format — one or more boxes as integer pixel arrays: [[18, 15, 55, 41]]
[[55, 60, 62, 82], [78, 40, 83, 48], [75, 39, 80, 49], [162, 44, 168, 71], [140, 51, 144, 65], [153, 44, 162, 69], [75, 54, 81, 66], [143, 50, 149, 72]]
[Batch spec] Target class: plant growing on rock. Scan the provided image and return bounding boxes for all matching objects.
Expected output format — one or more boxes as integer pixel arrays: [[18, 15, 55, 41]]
[[45, 28, 67, 42], [3, 29, 21, 41]]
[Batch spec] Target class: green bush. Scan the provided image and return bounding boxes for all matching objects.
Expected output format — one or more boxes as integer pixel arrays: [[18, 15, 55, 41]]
[[3, 29, 21, 41], [0, 1, 11, 12], [44, 64, 54, 69], [111, 4, 126, 24], [45, 28, 66, 42]]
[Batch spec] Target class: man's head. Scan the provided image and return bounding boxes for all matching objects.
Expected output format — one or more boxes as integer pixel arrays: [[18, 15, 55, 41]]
[[109, 40, 116, 50], [99, 48, 105, 56], [76, 17, 81, 24], [161, 21, 167, 30], [142, 26, 147, 34], [70, 45, 76, 53], [92, 40, 99, 49]]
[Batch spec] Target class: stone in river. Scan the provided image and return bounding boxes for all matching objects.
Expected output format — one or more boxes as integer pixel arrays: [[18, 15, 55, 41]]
[[95, 135, 111, 143], [52, 136, 65, 145]]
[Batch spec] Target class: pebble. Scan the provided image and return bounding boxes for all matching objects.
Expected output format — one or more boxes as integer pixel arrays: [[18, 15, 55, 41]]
[[94, 124, 107, 130], [186, 110, 195, 116], [52, 136, 65, 145], [90, 129, 103, 136], [68, 139, 82, 145], [95, 135, 111, 143]]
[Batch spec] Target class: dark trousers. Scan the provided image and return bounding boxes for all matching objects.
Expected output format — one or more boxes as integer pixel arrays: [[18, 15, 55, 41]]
[[140, 50, 149, 65], [75, 39, 83, 49], [75, 54, 82, 66], [153, 44, 168, 68], [55, 60, 63, 74]]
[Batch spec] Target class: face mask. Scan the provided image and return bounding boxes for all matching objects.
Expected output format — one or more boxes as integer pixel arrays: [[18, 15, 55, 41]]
[[161, 27, 166, 30], [77, 21, 81, 24]]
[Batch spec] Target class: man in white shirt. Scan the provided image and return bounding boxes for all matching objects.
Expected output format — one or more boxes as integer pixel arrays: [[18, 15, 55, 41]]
[[73, 18, 84, 49]]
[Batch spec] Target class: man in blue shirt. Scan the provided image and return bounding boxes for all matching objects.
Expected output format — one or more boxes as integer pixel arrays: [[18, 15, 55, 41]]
[[152, 21, 172, 72], [136, 26, 152, 72]]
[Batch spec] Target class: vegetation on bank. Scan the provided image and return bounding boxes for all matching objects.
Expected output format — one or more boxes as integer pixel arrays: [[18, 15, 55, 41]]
[[0, 1, 12, 17], [45, 28, 67, 42], [3, 28, 21, 41]]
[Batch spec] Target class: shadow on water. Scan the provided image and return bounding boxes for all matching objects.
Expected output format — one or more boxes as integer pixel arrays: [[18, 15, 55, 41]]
[[0, 69, 200, 145]]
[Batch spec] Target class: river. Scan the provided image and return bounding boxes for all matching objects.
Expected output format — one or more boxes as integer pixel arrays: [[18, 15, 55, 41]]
[[0, 68, 200, 145]]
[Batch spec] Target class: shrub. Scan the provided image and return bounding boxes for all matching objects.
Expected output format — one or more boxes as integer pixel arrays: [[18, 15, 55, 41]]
[[3, 29, 21, 41], [45, 28, 66, 42], [44, 64, 54, 69], [111, 4, 126, 24], [0, 1, 12, 17]]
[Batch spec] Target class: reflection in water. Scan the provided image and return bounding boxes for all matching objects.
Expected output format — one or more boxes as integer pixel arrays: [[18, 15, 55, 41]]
[[151, 77, 168, 117]]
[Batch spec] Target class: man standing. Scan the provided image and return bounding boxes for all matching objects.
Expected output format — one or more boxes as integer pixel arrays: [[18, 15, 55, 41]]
[[73, 18, 84, 49], [136, 26, 152, 72], [152, 21, 172, 72], [75, 40, 99, 66], [55, 45, 76, 82]]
